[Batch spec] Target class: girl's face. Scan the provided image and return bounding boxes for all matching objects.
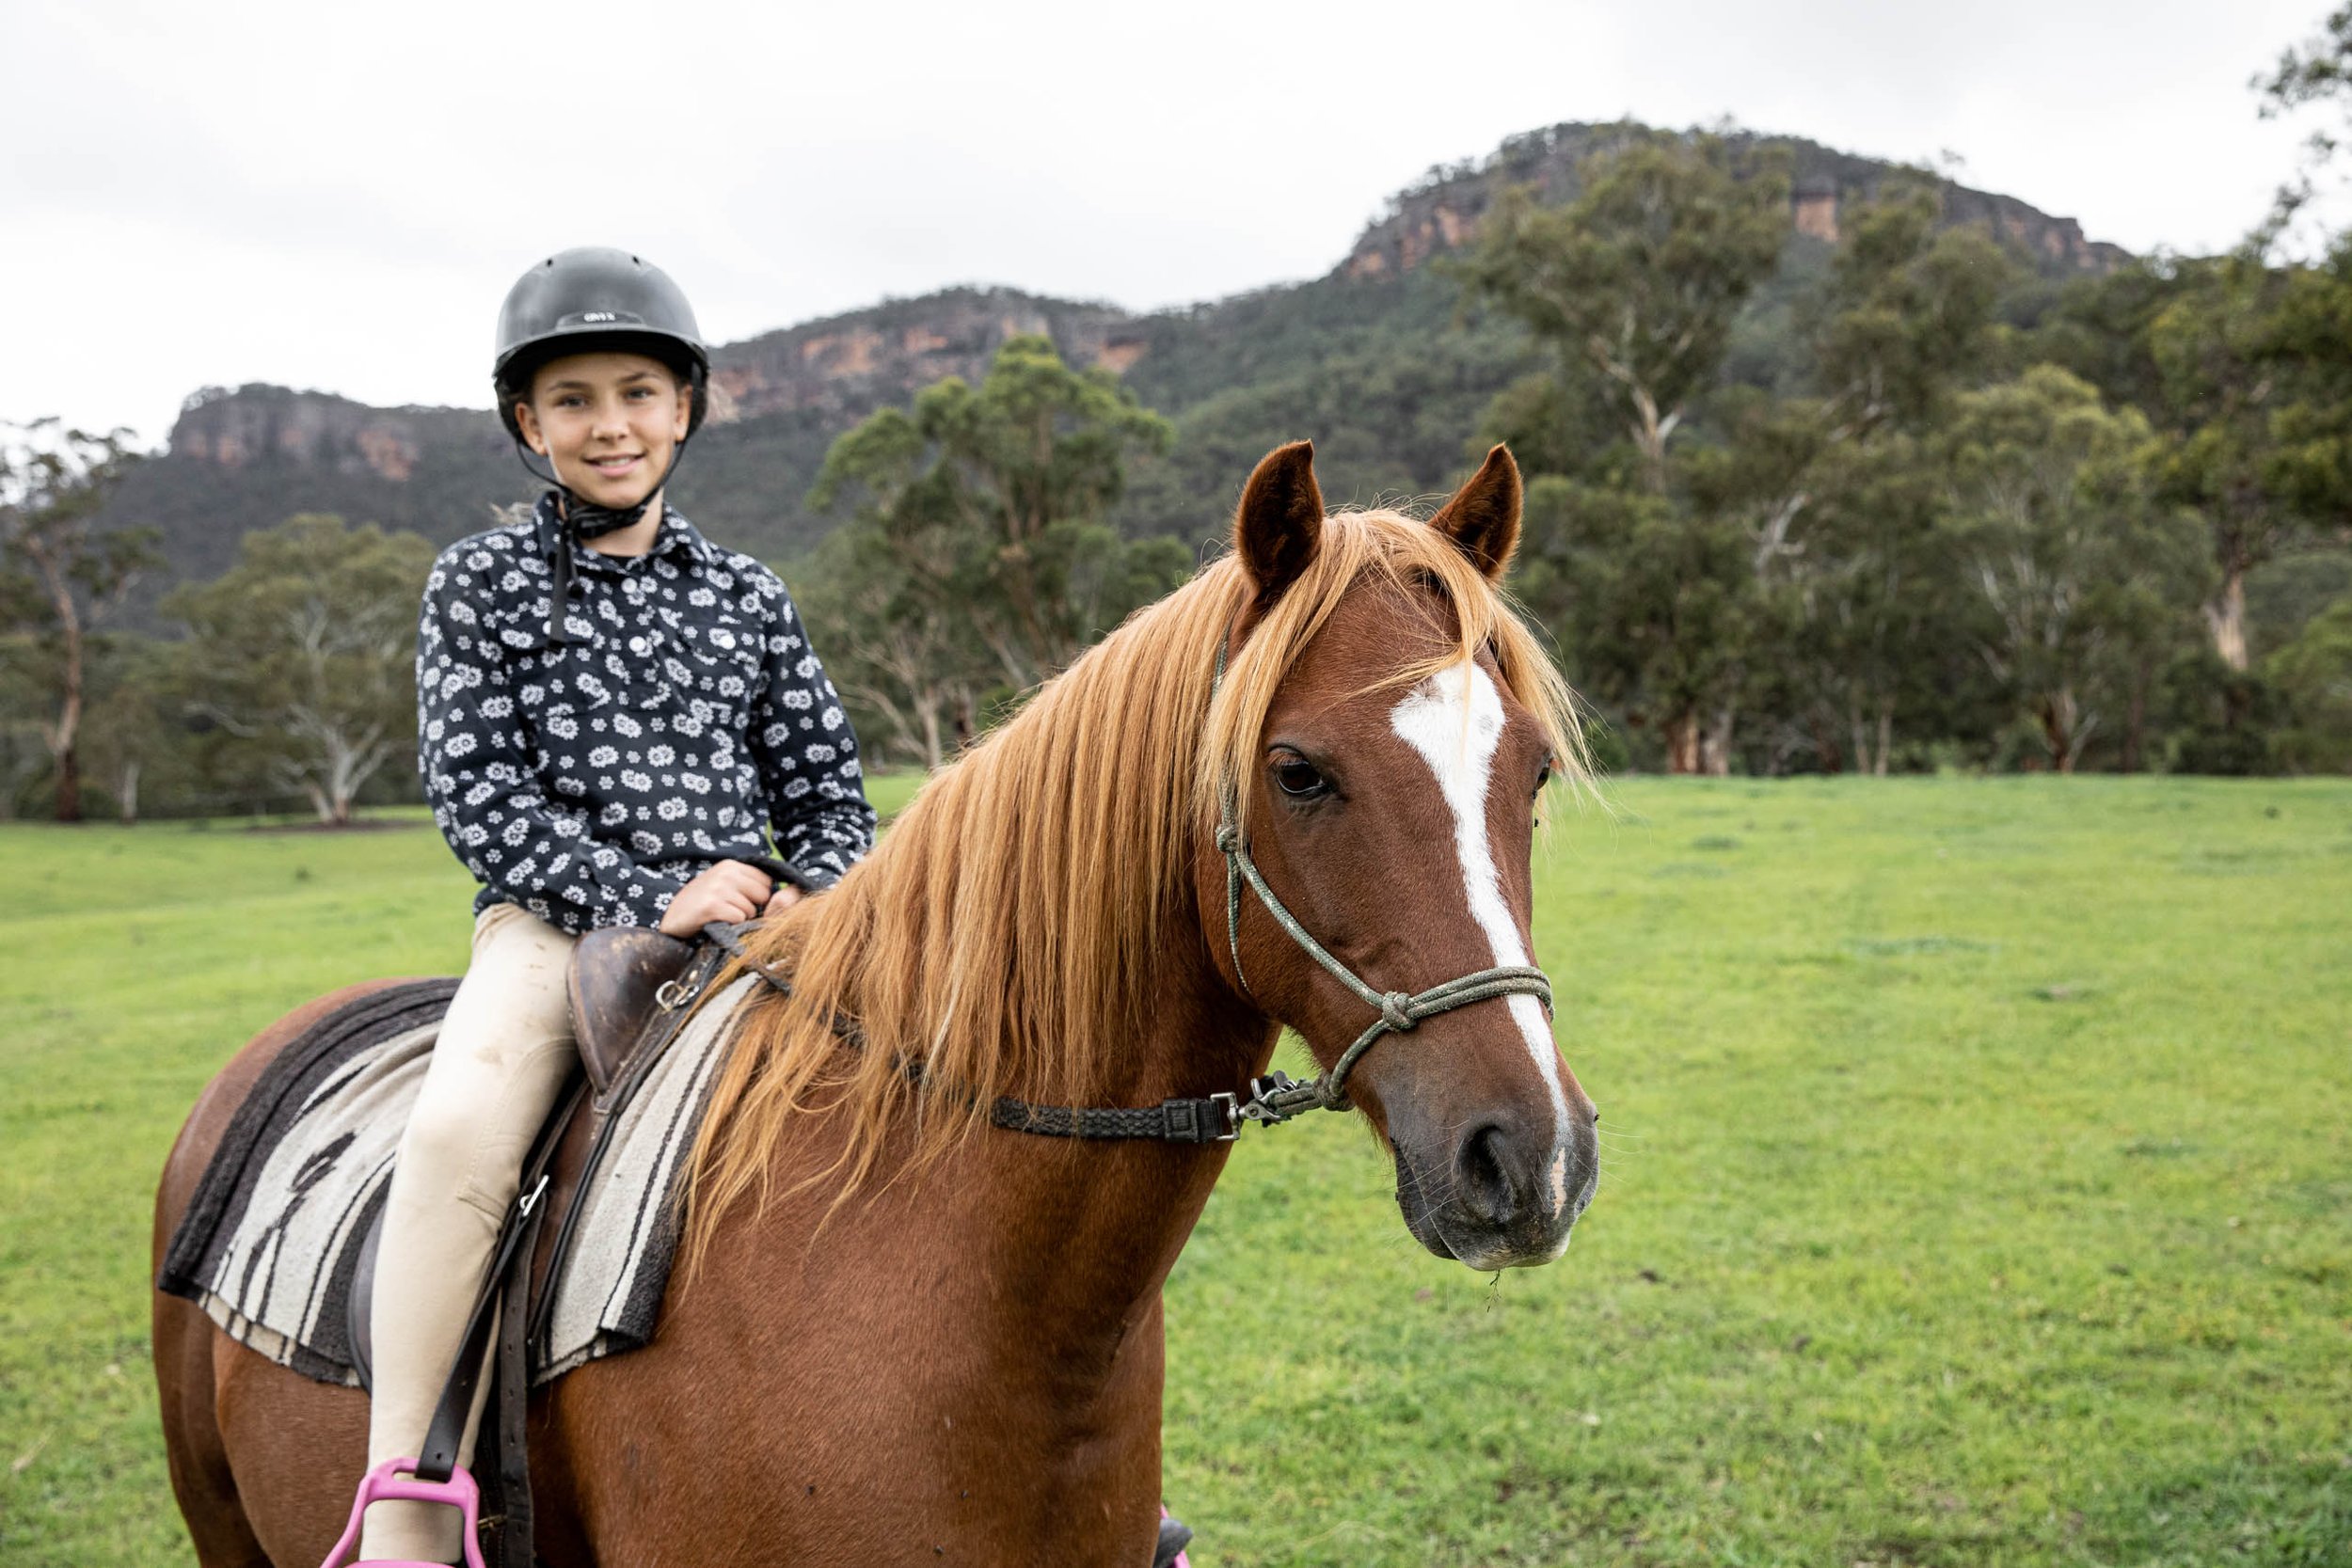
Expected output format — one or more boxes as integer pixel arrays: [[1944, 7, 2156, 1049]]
[[515, 350, 692, 510]]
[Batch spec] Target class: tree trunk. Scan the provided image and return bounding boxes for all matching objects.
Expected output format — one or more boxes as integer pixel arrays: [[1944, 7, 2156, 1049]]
[[118, 759, 140, 827], [1812, 707, 1845, 774], [920, 702, 944, 772], [54, 743, 83, 824], [2202, 567, 2249, 673], [27, 536, 87, 822], [1873, 699, 1894, 779], [1662, 711, 1701, 775], [2121, 662, 2152, 774], [2040, 686, 2086, 775], [1699, 706, 1735, 778], [1619, 380, 1676, 498]]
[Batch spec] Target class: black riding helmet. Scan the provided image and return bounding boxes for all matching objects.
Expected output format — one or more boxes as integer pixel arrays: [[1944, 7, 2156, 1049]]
[[493, 247, 713, 640], [492, 246, 711, 440]]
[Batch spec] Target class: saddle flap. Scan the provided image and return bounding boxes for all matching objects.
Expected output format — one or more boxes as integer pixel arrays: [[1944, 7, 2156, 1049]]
[[567, 927, 698, 1095]]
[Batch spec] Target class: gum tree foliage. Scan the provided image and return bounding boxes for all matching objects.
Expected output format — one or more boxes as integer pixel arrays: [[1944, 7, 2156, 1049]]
[[2044, 249, 2346, 696], [803, 335, 1189, 766], [1456, 131, 1788, 773], [2266, 594, 2352, 769], [0, 420, 157, 821], [164, 515, 436, 824], [72, 634, 199, 825], [1453, 128, 1792, 498], [1701, 182, 2016, 773], [1483, 157, 2018, 774], [1939, 368, 2204, 772]]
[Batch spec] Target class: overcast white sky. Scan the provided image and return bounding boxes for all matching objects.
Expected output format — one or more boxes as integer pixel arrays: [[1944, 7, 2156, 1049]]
[[4, 0, 2342, 446]]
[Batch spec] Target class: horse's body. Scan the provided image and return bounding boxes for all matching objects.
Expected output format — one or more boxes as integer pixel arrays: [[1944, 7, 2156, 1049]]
[[156, 979, 1242, 1565], [154, 442, 1600, 1566]]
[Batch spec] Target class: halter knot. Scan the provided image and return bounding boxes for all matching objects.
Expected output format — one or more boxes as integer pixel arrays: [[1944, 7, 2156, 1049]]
[[1379, 991, 1418, 1033], [1215, 824, 1241, 855]]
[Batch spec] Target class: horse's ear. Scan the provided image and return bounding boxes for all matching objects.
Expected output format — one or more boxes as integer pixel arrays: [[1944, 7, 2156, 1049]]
[[1428, 445, 1522, 581], [1233, 440, 1325, 607]]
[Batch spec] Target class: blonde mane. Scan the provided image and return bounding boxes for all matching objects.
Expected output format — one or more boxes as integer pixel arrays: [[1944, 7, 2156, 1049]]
[[680, 509, 1590, 1263]]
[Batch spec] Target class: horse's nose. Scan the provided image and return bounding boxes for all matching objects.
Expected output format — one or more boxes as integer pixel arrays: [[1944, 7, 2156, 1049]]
[[1454, 1120, 1534, 1233]]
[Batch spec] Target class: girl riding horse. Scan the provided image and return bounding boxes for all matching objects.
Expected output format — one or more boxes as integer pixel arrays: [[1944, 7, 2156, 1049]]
[[348, 246, 876, 1562]]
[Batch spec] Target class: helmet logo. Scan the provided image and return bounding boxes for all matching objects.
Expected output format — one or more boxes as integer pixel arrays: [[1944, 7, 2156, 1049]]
[[580, 311, 617, 323]]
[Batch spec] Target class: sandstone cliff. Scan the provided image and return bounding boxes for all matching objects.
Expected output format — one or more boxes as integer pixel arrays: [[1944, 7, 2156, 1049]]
[[1342, 122, 2129, 282]]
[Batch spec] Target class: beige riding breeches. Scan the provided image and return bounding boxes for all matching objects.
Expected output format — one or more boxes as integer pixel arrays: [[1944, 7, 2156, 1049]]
[[360, 900, 579, 1562]]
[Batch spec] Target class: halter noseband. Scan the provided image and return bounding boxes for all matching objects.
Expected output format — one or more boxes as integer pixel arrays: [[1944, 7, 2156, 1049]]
[[1209, 641, 1554, 1123]]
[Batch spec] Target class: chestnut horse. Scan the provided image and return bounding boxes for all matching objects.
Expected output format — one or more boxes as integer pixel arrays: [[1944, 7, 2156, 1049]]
[[153, 441, 1602, 1566]]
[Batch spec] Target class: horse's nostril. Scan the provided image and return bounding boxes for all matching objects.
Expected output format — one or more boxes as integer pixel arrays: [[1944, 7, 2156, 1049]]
[[1456, 1123, 1518, 1229]]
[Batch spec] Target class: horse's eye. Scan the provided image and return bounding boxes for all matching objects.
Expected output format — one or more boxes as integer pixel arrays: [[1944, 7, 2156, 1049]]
[[1534, 764, 1552, 800], [1273, 756, 1327, 799]]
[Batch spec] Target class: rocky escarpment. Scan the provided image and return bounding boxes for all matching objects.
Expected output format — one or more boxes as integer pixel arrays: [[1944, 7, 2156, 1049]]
[[1343, 121, 2130, 282], [707, 289, 1149, 424], [107, 119, 2134, 594]]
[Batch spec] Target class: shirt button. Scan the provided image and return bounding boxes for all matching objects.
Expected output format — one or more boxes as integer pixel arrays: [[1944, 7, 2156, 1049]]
[[629, 637, 649, 655]]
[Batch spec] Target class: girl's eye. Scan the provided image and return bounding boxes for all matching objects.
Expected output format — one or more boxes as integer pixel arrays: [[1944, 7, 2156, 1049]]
[[1273, 756, 1327, 799]]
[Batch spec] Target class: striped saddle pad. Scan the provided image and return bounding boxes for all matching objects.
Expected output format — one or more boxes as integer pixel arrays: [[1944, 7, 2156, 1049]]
[[156, 974, 755, 1388]]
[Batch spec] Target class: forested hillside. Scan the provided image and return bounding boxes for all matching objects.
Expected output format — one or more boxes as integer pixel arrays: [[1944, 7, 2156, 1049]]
[[19, 104, 2348, 817], [97, 119, 2124, 586]]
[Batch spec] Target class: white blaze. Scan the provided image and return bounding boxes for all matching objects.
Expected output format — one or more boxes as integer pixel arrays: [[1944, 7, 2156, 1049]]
[[1388, 661, 1572, 1212]]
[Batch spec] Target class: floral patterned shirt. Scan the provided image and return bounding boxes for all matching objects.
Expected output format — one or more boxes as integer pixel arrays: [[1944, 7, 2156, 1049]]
[[416, 494, 876, 933]]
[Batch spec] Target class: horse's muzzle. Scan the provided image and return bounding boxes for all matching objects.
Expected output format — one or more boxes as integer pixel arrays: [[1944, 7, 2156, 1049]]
[[1393, 1106, 1597, 1270]]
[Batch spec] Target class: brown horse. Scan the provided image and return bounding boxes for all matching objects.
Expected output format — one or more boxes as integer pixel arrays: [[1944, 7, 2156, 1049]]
[[153, 440, 1602, 1566]]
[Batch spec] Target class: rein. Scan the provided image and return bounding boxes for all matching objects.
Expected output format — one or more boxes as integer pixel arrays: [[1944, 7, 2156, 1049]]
[[703, 641, 1555, 1146]]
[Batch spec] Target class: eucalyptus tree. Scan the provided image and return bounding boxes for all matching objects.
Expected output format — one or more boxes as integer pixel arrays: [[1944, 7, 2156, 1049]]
[[165, 514, 435, 824], [1940, 368, 2203, 771], [805, 335, 1187, 757], [0, 420, 156, 821], [1454, 127, 1790, 498]]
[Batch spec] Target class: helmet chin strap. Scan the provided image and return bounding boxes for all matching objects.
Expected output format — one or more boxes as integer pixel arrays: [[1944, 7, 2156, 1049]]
[[521, 436, 692, 644]]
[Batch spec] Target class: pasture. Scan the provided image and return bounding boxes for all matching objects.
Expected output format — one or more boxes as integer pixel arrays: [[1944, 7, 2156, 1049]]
[[1, 776, 2346, 1567]]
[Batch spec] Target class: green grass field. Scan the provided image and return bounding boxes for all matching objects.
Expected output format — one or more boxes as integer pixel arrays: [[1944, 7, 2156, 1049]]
[[2, 777, 2346, 1566]]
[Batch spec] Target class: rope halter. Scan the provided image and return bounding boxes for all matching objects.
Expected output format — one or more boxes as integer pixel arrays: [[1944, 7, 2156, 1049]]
[[1211, 642, 1554, 1118]]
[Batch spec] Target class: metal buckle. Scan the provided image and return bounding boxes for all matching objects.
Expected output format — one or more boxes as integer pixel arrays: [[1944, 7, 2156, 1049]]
[[1240, 1070, 1301, 1125], [516, 1172, 550, 1221], [655, 978, 694, 1010], [1210, 1090, 1240, 1141]]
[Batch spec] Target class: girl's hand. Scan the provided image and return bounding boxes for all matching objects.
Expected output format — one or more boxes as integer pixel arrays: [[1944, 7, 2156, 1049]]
[[660, 861, 789, 937]]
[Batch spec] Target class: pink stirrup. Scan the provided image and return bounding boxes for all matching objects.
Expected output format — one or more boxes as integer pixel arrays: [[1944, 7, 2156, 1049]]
[[316, 1457, 485, 1568]]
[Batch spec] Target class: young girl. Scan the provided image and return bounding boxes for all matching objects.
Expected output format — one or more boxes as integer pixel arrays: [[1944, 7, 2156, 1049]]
[[346, 246, 877, 1564]]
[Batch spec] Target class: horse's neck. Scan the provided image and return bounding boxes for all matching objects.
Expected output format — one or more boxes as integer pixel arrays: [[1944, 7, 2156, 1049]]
[[970, 934, 1275, 1331], [718, 913, 1276, 1404]]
